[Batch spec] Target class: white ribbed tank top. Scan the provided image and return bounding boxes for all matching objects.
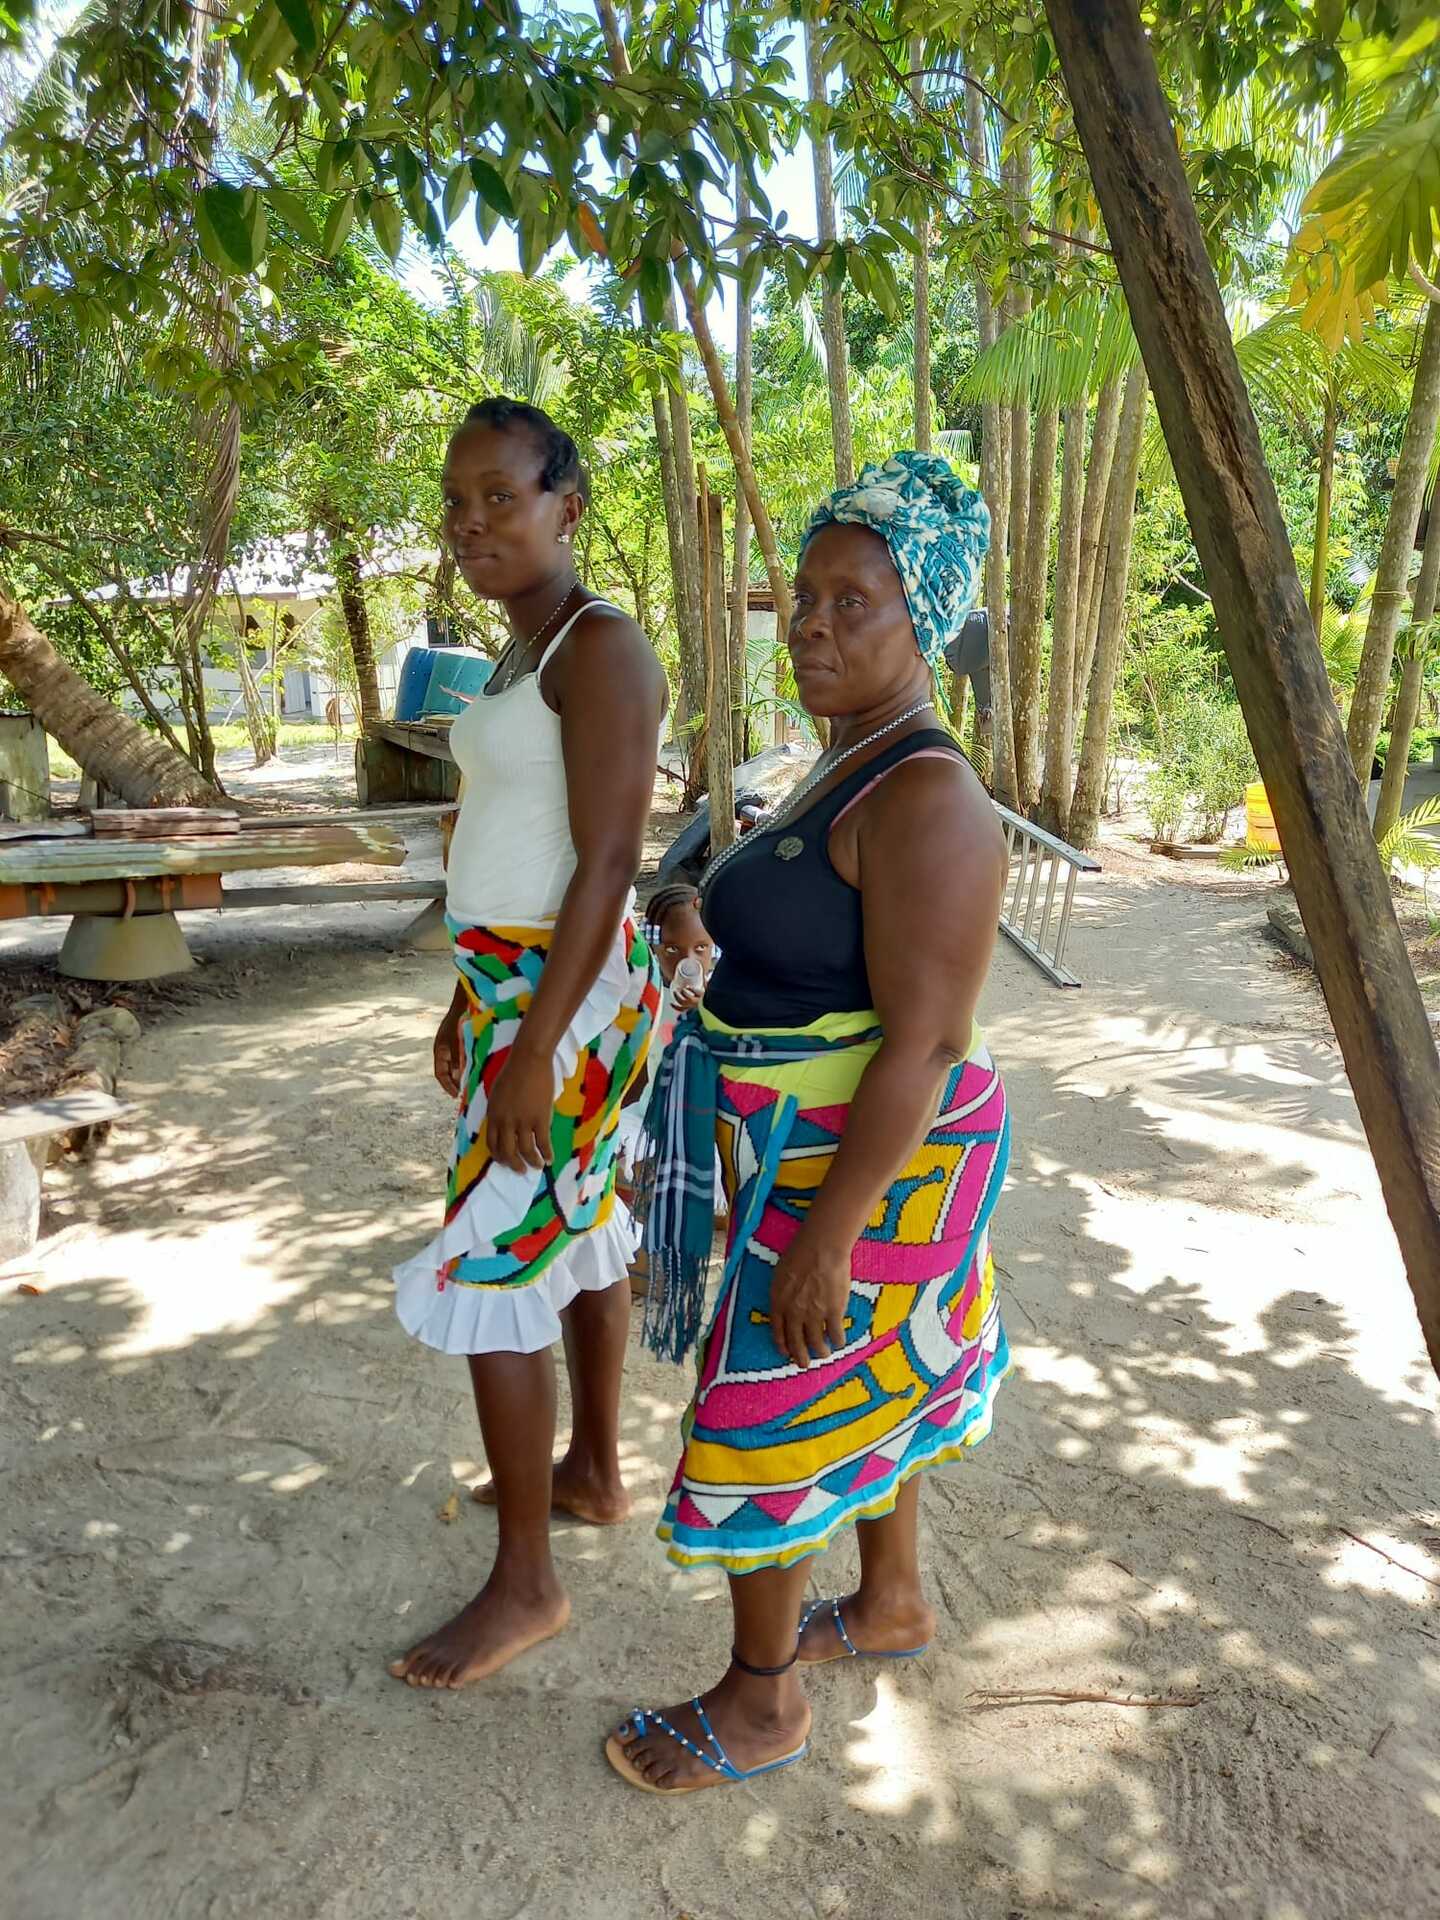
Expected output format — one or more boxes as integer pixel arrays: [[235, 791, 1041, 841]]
[[445, 600, 625, 926]]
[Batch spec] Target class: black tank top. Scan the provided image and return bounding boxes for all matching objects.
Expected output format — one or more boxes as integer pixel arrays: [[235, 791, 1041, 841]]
[[702, 729, 962, 1028]]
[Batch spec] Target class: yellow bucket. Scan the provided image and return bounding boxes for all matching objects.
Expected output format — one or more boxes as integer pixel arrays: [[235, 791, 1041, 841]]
[[1245, 781, 1281, 851]]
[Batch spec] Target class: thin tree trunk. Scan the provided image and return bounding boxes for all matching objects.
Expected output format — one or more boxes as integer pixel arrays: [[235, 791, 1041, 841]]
[[1013, 405, 1057, 811], [662, 287, 708, 777], [593, 0, 705, 772], [320, 511, 381, 730], [910, 40, 932, 454], [1309, 387, 1338, 636], [0, 593, 225, 807], [1070, 365, 1148, 845], [700, 477, 735, 852], [650, 382, 693, 730], [1073, 374, 1123, 705], [1038, 393, 1088, 835], [1375, 489, 1440, 842], [1046, 0, 1440, 1363], [968, 81, 1016, 809], [675, 267, 793, 633], [177, 393, 234, 786], [1005, 143, 1033, 639], [805, 16, 854, 487], [729, 116, 755, 763], [1347, 298, 1440, 786], [229, 608, 276, 764]]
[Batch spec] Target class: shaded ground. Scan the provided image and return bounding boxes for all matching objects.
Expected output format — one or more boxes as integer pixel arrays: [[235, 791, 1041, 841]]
[[2, 751, 1438, 1920]]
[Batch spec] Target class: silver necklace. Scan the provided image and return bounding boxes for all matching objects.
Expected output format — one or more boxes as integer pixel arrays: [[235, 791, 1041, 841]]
[[700, 698, 935, 891], [491, 579, 581, 690]]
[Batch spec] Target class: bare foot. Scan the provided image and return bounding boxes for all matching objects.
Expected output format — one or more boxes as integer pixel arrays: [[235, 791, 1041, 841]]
[[471, 1456, 632, 1526], [388, 1574, 571, 1689], [608, 1668, 810, 1795], [798, 1590, 935, 1664]]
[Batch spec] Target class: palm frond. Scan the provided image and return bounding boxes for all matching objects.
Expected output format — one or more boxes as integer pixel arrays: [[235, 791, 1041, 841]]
[[1379, 794, 1440, 873], [958, 290, 1138, 412]]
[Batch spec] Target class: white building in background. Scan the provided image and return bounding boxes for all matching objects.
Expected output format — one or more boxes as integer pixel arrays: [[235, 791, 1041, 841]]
[[74, 534, 441, 727]]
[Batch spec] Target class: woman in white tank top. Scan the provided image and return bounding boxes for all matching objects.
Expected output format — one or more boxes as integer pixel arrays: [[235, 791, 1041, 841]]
[[390, 398, 668, 1691]]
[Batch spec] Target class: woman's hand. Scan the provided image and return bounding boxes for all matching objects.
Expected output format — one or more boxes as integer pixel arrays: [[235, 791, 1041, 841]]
[[485, 1042, 556, 1174], [769, 1233, 853, 1369], [433, 1003, 465, 1098]]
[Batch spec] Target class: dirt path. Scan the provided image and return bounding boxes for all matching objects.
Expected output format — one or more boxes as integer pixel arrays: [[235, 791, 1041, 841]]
[[2, 810, 1438, 1918]]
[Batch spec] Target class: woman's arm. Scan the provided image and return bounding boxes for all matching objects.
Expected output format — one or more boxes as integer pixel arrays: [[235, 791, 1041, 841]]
[[484, 607, 667, 1173], [767, 756, 1006, 1368]]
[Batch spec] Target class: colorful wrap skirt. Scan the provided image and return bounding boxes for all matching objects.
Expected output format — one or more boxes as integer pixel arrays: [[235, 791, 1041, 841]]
[[658, 1011, 1010, 1574], [393, 915, 660, 1355]]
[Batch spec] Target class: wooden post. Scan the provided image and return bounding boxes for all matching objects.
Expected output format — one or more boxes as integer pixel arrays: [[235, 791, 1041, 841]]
[[1044, 0, 1440, 1370], [699, 471, 736, 856]]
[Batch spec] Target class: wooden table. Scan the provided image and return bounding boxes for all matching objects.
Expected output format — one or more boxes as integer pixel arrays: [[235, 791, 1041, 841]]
[[0, 823, 416, 980]]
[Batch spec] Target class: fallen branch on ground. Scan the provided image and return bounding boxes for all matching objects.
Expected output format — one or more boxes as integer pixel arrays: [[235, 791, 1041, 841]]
[[1339, 1529, 1440, 1590], [967, 1687, 1204, 1711]]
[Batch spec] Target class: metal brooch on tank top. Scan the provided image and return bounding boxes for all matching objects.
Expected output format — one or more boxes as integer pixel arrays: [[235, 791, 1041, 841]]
[[699, 698, 935, 891]]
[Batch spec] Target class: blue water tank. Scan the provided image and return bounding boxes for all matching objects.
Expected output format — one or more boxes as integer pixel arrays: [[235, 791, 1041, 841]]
[[423, 649, 493, 715], [393, 647, 438, 723]]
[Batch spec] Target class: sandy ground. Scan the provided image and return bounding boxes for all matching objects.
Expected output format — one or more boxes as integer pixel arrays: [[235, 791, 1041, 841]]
[[3, 748, 1439, 1920]]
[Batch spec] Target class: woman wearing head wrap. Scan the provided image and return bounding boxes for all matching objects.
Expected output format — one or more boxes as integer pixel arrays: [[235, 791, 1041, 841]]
[[607, 452, 1012, 1796]]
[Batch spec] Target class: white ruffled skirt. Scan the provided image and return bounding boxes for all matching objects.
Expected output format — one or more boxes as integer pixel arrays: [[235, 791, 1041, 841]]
[[394, 917, 654, 1356]]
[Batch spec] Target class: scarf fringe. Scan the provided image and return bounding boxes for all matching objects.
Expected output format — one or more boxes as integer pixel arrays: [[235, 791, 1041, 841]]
[[641, 1246, 711, 1364]]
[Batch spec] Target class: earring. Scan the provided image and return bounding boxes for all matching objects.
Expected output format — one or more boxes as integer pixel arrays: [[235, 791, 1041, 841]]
[[557, 531, 571, 545]]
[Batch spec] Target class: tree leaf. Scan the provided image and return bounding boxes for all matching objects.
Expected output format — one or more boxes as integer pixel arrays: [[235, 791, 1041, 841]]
[[196, 183, 265, 273], [275, 0, 319, 58], [266, 185, 321, 249], [321, 192, 357, 256], [469, 156, 515, 219], [442, 163, 473, 228], [370, 195, 403, 262]]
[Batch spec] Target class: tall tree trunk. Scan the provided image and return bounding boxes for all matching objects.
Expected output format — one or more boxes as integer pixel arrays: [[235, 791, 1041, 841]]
[[0, 593, 225, 807], [1038, 394, 1088, 835], [662, 287, 708, 777], [229, 610, 276, 764], [319, 510, 381, 731], [700, 477, 735, 851], [729, 116, 755, 763], [675, 267, 793, 633], [1073, 374, 1123, 704], [1046, 0, 1440, 1364], [592, 0, 705, 773], [968, 81, 1017, 808], [1309, 386, 1338, 636], [177, 388, 235, 786], [1347, 298, 1440, 786], [1013, 405, 1057, 812], [805, 16, 854, 487], [909, 40, 933, 454], [650, 380, 696, 742], [1375, 489, 1440, 843], [1070, 365, 1149, 845], [1005, 143, 1034, 632]]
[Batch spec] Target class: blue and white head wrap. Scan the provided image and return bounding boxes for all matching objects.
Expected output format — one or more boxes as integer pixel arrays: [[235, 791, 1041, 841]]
[[801, 450, 990, 668]]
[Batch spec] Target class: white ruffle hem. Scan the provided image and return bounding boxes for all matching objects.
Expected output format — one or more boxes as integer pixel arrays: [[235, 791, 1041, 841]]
[[394, 1203, 637, 1356]]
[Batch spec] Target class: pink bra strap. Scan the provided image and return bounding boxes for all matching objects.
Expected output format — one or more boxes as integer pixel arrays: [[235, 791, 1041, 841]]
[[831, 749, 959, 829]]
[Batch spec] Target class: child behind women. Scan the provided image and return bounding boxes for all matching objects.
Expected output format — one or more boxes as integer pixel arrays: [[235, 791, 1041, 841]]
[[617, 884, 725, 1255]]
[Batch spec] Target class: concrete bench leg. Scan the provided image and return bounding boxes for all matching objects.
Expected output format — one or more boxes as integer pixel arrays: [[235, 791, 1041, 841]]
[[59, 912, 195, 982], [402, 899, 450, 952]]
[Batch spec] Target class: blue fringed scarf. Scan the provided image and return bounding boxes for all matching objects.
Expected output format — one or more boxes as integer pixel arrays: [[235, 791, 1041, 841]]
[[635, 1012, 882, 1362]]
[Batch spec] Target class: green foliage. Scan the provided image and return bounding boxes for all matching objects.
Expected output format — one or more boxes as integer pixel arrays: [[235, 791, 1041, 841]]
[[1140, 694, 1257, 843], [1378, 794, 1440, 875]]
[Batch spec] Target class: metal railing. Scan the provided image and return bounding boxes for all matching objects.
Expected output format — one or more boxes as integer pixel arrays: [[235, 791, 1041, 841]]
[[993, 804, 1100, 988]]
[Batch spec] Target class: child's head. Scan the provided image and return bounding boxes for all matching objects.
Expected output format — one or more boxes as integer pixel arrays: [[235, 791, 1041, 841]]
[[646, 883, 714, 985]]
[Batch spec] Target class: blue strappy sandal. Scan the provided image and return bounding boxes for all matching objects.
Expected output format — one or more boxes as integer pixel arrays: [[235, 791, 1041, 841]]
[[799, 1596, 930, 1666], [605, 1649, 810, 1796]]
